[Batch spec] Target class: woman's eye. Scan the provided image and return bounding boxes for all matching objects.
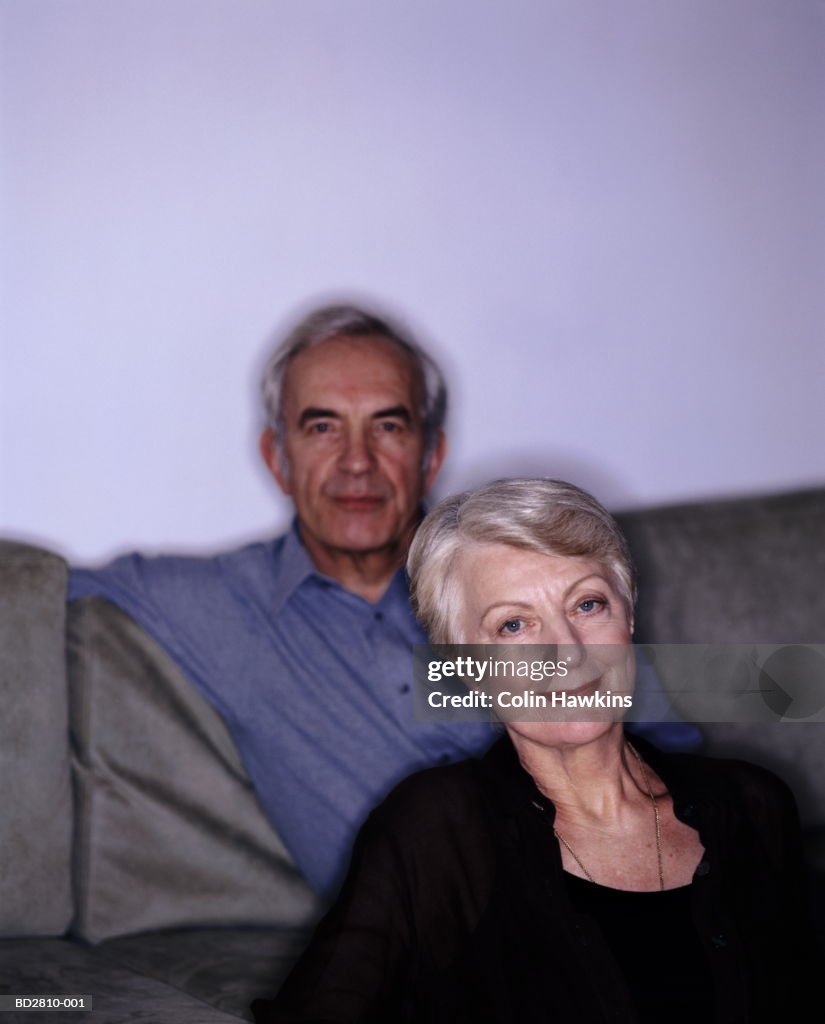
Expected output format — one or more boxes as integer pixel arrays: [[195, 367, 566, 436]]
[[576, 598, 605, 614], [499, 618, 525, 635]]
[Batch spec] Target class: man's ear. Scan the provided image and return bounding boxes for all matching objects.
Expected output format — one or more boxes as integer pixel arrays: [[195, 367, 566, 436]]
[[259, 428, 291, 495], [423, 430, 447, 494]]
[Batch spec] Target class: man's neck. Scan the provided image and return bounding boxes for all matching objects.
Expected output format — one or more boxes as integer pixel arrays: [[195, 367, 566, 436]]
[[299, 531, 409, 604]]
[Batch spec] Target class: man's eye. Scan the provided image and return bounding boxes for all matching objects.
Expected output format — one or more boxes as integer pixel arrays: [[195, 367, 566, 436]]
[[310, 422, 332, 434], [377, 421, 401, 432]]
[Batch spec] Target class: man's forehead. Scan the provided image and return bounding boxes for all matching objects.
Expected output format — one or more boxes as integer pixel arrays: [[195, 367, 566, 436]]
[[282, 335, 423, 413]]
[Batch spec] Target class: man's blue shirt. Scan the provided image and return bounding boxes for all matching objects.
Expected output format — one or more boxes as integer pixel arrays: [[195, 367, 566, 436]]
[[69, 525, 498, 896], [69, 524, 701, 897]]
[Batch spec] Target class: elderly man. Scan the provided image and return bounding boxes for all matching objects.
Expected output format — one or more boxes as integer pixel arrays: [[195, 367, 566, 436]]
[[70, 303, 698, 897], [69, 305, 497, 897]]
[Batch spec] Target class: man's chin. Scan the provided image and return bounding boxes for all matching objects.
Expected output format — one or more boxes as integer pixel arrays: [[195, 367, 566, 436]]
[[317, 522, 401, 557], [300, 504, 419, 560]]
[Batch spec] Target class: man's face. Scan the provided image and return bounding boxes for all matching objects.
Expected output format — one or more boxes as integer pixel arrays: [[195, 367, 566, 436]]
[[262, 335, 445, 564]]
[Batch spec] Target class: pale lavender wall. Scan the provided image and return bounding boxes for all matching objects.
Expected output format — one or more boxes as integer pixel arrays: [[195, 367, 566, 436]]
[[2, 0, 823, 561]]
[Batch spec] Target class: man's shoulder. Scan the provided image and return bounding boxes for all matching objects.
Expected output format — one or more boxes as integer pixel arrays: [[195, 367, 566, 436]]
[[68, 534, 288, 602]]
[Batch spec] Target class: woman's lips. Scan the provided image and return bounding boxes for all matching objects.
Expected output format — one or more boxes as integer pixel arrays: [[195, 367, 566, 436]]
[[547, 676, 602, 697]]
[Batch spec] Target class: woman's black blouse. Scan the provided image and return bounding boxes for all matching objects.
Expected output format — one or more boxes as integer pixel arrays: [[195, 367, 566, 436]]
[[564, 873, 714, 1022], [253, 736, 820, 1023]]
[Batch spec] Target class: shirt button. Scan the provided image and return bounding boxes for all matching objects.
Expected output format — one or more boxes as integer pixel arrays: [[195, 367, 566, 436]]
[[694, 860, 711, 877], [374, 611, 383, 621], [399, 684, 410, 694], [711, 933, 728, 949]]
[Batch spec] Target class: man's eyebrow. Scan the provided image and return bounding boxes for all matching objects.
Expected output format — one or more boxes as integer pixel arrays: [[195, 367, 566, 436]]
[[298, 408, 340, 427], [297, 405, 414, 428], [372, 405, 412, 423]]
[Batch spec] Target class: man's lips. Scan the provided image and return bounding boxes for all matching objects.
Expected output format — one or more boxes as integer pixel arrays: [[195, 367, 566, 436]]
[[330, 495, 387, 511]]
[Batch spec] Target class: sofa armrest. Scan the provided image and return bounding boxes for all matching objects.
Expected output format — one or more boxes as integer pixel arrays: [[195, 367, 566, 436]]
[[0, 541, 73, 937]]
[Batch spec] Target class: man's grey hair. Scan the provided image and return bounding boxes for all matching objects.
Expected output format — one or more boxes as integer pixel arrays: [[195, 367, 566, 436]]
[[260, 304, 447, 459], [407, 478, 636, 644]]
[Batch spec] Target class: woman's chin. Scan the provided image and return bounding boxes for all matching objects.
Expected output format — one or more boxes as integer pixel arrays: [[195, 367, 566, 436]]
[[503, 717, 622, 750]]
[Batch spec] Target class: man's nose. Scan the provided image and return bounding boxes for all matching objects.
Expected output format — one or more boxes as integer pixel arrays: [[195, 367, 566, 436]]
[[337, 428, 375, 475]]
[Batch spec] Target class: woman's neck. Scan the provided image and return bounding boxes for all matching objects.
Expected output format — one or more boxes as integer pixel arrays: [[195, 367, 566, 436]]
[[508, 728, 655, 826]]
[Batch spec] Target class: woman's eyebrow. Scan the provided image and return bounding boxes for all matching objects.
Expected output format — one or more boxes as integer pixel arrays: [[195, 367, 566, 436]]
[[480, 600, 532, 619], [565, 574, 611, 592]]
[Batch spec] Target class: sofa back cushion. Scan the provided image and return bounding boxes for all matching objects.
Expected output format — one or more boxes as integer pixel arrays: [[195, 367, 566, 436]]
[[617, 487, 825, 832], [0, 541, 74, 936], [68, 597, 325, 943], [616, 487, 825, 644]]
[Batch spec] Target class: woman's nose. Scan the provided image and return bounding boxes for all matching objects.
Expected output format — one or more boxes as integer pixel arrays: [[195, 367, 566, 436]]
[[539, 619, 586, 668]]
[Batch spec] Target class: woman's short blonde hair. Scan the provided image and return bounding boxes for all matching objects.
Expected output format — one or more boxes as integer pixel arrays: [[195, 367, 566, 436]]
[[407, 478, 636, 643]]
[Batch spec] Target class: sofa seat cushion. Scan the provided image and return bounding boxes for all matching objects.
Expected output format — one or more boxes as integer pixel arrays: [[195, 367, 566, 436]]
[[98, 926, 311, 1021], [0, 936, 243, 1022]]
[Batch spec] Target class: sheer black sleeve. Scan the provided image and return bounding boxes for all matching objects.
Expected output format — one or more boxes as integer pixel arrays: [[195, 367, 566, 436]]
[[252, 811, 415, 1023]]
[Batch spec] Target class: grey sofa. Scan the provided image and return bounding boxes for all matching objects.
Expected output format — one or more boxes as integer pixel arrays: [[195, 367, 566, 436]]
[[2, 485, 824, 1022]]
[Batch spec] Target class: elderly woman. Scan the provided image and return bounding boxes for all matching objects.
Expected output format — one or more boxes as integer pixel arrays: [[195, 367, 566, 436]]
[[253, 479, 817, 1023]]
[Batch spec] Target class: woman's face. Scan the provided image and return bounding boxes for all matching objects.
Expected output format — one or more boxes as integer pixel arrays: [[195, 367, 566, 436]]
[[453, 542, 634, 748]]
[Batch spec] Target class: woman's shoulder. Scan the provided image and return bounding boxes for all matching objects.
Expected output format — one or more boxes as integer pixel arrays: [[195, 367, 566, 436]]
[[360, 755, 497, 862], [654, 743, 800, 823], [710, 754, 799, 819]]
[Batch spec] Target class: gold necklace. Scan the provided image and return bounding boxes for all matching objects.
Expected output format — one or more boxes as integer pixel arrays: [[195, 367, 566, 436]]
[[553, 742, 665, 891]]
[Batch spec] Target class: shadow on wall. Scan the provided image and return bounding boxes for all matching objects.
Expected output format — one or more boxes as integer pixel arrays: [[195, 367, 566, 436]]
[[438, 449, 637, 512]]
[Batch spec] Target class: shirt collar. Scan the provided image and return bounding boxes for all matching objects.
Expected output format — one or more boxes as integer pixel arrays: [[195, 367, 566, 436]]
[[268, 520, 319, 617], [270, 518, 416, 621]]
